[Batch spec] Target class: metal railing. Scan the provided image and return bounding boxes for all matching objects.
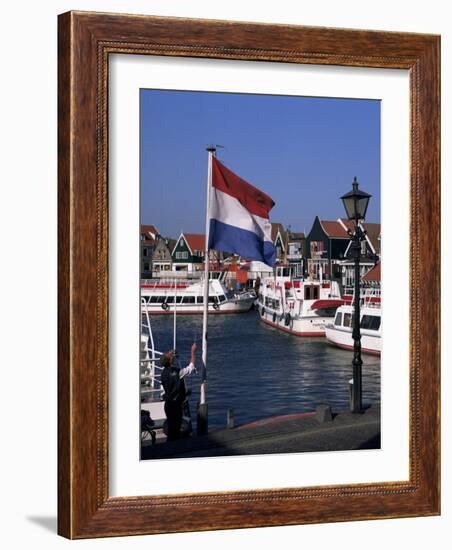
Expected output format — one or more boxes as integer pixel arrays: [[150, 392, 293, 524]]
[[141, 298, 164, 397]]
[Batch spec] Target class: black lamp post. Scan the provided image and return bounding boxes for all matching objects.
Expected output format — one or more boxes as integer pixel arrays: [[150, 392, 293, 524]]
[[340, 177, 372, 413]]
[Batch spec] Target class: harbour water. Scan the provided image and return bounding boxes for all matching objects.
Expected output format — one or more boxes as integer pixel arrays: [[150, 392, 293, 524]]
[[148, 310, 381, 431]]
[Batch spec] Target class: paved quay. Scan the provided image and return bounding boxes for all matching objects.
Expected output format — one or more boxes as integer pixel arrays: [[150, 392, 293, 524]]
[[141, 403, 380, 460]]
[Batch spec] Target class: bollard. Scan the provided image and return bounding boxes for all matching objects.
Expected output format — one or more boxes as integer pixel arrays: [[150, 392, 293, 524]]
[[315, 404, 333, 423], [226, 408, 234, 429]]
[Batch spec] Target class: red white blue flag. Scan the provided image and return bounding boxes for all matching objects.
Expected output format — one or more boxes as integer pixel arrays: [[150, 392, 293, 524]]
[[208, 158, 276, 267]]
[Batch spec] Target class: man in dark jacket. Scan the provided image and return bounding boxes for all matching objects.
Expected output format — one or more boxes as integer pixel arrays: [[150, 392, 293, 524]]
[[160, 343, 197, 441]]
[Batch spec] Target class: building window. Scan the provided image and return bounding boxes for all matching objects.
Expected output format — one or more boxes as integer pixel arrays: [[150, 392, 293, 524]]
[[143, 248, 148, 257], [310, 241, 324, 257], [179, 239, 184, 247], [144, 263, 150, 271]]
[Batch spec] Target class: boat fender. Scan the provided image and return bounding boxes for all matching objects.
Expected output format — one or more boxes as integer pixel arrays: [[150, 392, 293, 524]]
[[213, 302, 220, 310], [284, 313, 291, 326], [261, 306, 265, 316], [161, 302, 169, 311], [272, 312, 277, 323]]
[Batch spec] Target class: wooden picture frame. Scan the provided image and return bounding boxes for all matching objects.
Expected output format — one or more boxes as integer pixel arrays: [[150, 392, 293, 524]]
[[58, 11, 440, 538]]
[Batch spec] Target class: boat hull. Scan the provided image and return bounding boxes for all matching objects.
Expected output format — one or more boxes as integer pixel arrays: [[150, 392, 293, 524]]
[[141, 299, 255, 315], [259, 307, 331, 337], [324, 325, 381, 356]]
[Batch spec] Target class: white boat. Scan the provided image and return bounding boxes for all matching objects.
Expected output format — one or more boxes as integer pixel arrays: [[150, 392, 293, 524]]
[[324, 294, 381, 355], [140, 298, 166, 434], [256, 265, 344, 336], [141, 277, 255, 314]]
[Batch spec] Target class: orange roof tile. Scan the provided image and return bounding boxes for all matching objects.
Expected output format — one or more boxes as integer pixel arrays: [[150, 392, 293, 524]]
[[184, 233, 206, 252], [363, 263, 381, 282], [319, 219, 353, 238]]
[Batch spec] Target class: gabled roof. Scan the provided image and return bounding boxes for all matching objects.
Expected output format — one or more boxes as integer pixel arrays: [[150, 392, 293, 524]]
[[165, 238, 177, 251], [154, 236, 176, 252], [319, 219, 381, 248], [184, 233, 206, 252], [362, 262, 381, 282], [362, 223, 381, 254], [141, 224, 160, 243], [271, 223, 286, 242], [172, 232, 206, 255], [319, 219, 352, 239]]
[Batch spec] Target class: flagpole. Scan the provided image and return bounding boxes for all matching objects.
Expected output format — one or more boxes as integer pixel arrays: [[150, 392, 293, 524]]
[[198, 145, 215, 436], [173, 279, 177, 350]]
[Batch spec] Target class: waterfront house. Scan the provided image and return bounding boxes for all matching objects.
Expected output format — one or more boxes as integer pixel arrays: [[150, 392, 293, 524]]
[[270, 223, 287, 262], [305, 217, 350, 281], [140, 224, 159, 278], [171, 233, 207, 272], [286, 230, 306, 276], [339, 223, 381, 291], [305, 216, 381, 286], [152, 237, 176, 276], [271, 223, 305, 273]]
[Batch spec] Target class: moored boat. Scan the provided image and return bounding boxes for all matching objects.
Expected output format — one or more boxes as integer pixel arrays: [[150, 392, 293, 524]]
[[256, 265, 343, 336], [141, 277, 255, 314], [324, 293, 381, 355], [141, 299, 166, 431]]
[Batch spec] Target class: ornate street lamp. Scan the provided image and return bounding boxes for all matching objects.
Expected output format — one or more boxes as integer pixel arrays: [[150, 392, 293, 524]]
[[340, 177, 372, 413]]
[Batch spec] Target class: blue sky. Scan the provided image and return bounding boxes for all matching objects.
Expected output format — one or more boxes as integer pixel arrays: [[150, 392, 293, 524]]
[[140, 89, 380, 238]]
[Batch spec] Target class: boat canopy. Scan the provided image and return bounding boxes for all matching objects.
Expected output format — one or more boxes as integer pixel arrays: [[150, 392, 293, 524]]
[[311, 299, 345, 310]]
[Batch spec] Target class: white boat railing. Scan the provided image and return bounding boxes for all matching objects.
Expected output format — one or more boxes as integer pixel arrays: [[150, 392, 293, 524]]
[[141, 298, 164, 397], [141, 278, 193, 288], [343, 286, 381, 308]]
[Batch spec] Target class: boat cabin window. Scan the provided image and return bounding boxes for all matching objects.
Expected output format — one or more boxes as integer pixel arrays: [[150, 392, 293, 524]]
[[343, 313, 355, 327], [165, 296, 174, 304], [183, 296, 195, 304], [334, 312, 343, 326], [360, 315, 381, 330], [196, 296, 203, 304], [313, 287, 319, 300], [149, 296, 164, 303], [175, 296, 183, 304], [208, 296, 217, 303], [219, 295, 226, 303], [276, 266, 293, 277]]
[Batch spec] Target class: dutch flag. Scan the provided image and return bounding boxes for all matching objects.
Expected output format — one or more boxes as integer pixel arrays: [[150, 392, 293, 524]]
[[208, 157, 276, 267]]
